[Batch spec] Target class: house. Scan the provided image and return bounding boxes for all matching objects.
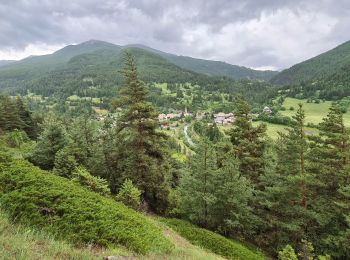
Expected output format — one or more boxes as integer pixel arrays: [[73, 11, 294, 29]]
[[213, 112, 235, 125], [158, 114, 167, 121], [214, 116, 225, 125], [263, 106, 272, 114]]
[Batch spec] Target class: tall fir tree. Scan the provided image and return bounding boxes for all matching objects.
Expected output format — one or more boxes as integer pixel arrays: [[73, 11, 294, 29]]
[[27, 117, 68, 170], [113, 52, 170, 212], [212, 153, 257, 237], [228, 96, 267, 186], [178, 139, 218, 228], [260, 104, 316, 252], [307, 104, 350, 255]]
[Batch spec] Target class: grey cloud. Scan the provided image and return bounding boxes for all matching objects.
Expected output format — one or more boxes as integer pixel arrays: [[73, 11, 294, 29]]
[[0, 0, 349, 69]]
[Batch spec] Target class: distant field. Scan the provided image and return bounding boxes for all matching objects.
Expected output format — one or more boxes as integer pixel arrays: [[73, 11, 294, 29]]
[[220, 121, 318, 140], [252, 122, 318, 139], [280, 98, 350, 127]]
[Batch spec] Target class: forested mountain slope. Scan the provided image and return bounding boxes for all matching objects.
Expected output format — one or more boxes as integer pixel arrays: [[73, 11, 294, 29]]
[[128, 44, 278, 80], [271, 40, 350, 85], [0, 40, 277, 97], [0, 60, 15, 67]]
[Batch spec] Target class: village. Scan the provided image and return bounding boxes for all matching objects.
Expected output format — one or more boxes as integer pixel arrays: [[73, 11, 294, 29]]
[[95, 106, 273, 127]]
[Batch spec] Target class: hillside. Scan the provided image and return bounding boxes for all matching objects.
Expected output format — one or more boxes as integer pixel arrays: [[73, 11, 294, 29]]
[[128, 44, 278, 80], [0, 60, 15, 67], [0, 41, 214, 96], [271, 40, 350, 85], [0, 40, 277, 97]]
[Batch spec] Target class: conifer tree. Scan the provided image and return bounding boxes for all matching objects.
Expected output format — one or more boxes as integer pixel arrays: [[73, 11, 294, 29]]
[[228, 96, 267, 185], [0, 95, 24, 131], [178, 139, 218, 228], [15, 97, 37, 138], [308, 104, 350, 254], [113, 52, 170, 212], [212, 154, 256, 236], [27, 117, 68, 170], [260, 104, 315, 251]]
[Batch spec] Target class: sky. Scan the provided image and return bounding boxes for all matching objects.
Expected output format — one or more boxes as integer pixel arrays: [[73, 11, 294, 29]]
[[0, 0, 349, 70]]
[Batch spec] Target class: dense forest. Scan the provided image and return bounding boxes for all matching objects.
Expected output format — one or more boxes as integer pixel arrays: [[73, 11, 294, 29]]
[[1, 53, 350, 259]]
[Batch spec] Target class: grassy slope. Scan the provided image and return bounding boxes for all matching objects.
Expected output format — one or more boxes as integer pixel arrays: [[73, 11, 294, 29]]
[[0, 210, 129, 260], [0, 160, 174, 254], [280, 97, 350, 127], [0, 209, 226, 260], [161, 218, 266, 260]]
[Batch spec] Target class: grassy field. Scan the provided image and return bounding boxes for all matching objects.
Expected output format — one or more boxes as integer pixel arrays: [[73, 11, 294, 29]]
[[280, 98, 350, 127]]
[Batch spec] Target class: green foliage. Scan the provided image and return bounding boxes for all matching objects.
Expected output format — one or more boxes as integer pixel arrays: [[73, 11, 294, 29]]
[[0, 160, 174, 254], [178, 139, 218, 227], [162, 218, 265, 260], [113, 53, 170, 212], [0, 210, 127, 260], [229, 96, 267, 185], [5, 129, 29, 148], [278, 245, 298, 260], [0, 95, 38, 138], [271, 40, 350, 86], [72, 166, 110, 195], [27, 117, 68, 170], [53, 147, 78, 178], [116, 179, 141, 210]]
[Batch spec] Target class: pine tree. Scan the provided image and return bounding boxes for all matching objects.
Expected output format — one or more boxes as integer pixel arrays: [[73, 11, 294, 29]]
[[260, 105, 315, 251], [15, 97, 37, 139], [113, 52, 170, 212], [307, 104, 350, 255], [178, 139, 218, 228], [53, 147, 78, 178], [27, 117, 68, 170], [0, 95, 24, 131], [334, 184, 350, 258], [212, 154, 256, 236], [228, 96, 267, 185]]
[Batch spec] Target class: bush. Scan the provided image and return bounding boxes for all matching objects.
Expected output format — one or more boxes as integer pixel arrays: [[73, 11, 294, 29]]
[[289, 106, 295, 111], [0, 160, 173, 254], [72, 166, 110, 195], [116, 179, 141, 210], [5, 130, 29, 148], [161, 218, 265, 260], [278, 245, 297, 260]]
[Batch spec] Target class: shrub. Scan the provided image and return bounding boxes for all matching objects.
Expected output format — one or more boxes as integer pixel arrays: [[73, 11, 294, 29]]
[[5, 130, 29, 148], [278, 245, 297, 260], [162, 218, 265, 260], [0, 160, 173, 254], [116, 179, 141, 210], [72, 166, 110, 195]]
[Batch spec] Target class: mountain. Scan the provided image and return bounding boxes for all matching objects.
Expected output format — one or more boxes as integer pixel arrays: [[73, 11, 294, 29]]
[[0, 40, 214, 96], [0, 40, 276, 97], [127, 44, 278, 80], [271, 40, 350, 85], [0, 60, 15, 67]]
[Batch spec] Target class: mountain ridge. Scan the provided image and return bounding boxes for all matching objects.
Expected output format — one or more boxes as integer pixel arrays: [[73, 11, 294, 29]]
[[271, 40, 350, 85]]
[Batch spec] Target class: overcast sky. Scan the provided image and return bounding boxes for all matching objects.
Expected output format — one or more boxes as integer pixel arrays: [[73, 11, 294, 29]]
[[0, 0, 349, 70]]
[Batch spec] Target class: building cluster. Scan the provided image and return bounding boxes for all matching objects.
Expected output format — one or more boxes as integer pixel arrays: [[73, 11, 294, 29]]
[[213, 112, 235, 125], [158, 111, 193, 121]]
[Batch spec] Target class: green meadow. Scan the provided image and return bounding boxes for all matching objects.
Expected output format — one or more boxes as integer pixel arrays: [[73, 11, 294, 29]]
[[280, 97, 350, 127]]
